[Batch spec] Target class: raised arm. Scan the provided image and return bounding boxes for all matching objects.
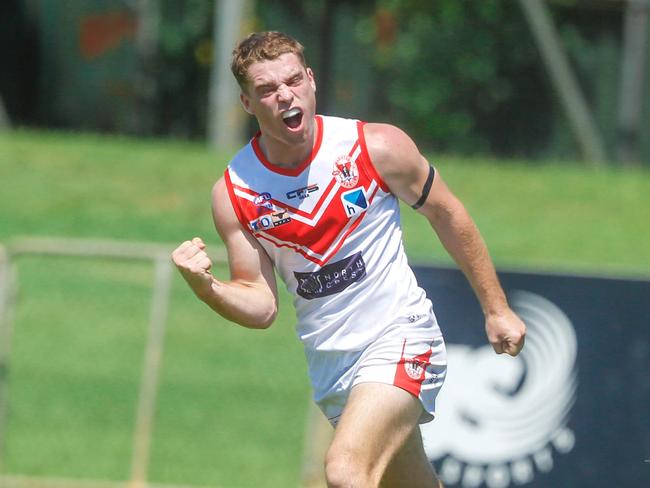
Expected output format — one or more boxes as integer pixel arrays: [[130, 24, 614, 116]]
[[363, 123, 526, 356], [171, 177, 278, 329]]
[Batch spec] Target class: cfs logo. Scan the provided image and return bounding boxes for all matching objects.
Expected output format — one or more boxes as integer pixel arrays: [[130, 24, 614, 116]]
[[287, 184, 319, 200], [249, 210, 291, 231]]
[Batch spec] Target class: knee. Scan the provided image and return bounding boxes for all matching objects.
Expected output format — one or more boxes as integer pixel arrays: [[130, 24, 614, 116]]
[[324, 448, 378, 488]]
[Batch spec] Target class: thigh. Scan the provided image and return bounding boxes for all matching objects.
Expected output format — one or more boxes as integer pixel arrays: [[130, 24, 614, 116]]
[[327, 382, 428, 483], [380, 426, 441, 488]]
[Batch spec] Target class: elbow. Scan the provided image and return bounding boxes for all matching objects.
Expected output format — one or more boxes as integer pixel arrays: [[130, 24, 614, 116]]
[[253, 309, 277, 329], [255, 317, 275, 330], [210, 283, 279, 330], [245, 303, 278, 330]]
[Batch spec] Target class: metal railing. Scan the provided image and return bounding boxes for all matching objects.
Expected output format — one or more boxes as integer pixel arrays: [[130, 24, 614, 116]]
[[0, 237, 226, 488]]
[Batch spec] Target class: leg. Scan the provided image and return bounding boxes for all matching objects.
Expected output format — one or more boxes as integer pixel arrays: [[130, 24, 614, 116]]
[[324, 382, 440, 488], [379, 425, 443, 488]]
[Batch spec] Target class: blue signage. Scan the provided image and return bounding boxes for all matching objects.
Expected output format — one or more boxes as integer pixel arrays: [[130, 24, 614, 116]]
[[413, 265, 650, 488]]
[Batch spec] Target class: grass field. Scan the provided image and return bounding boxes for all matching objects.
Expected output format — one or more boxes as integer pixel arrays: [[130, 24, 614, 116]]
[[1, 129, 649, 487]]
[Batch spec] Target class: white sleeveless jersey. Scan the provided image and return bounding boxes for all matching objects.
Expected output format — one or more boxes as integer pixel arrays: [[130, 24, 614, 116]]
[[224, 115, 432, 352]]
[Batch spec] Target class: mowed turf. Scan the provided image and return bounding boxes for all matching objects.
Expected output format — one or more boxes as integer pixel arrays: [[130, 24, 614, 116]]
[[0, 129, 649, 487]]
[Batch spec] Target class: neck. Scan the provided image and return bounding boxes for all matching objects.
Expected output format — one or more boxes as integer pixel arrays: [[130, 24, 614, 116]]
[[258, 117, 318, 169]]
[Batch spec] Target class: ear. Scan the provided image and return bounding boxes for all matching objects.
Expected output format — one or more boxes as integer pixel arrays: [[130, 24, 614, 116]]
[[240, 91, 254, 115], [307, 67, 316, 93]]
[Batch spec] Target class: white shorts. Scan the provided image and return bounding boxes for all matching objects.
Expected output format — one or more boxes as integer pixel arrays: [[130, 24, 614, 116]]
[[307, 307, 447, 426]]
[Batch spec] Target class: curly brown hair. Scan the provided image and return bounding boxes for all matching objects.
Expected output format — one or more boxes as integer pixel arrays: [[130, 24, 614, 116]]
[[231, 31, 307, 89]]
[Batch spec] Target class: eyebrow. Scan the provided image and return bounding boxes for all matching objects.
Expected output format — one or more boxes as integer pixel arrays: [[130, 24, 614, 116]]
[[255, 82, 276, 92], [253, 70, 303, 91]]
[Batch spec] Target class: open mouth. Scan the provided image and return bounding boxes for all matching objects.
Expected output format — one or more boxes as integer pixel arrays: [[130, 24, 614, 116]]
[[282, 108, 303, 129]]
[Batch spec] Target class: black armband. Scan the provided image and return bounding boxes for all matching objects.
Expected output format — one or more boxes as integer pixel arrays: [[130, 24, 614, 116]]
[[411, 165, 435, 210]]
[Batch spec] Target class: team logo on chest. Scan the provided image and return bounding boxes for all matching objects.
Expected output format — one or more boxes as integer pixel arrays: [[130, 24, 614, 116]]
[[332, 155, 359, 188]]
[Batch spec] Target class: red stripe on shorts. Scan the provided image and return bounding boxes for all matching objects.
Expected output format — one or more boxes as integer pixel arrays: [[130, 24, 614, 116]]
[[393, 339, 433, 397]]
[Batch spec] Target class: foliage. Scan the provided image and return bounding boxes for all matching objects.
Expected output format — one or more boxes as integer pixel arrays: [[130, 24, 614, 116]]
[[356, 0, 554, 155], [155, 0, 214, 137]]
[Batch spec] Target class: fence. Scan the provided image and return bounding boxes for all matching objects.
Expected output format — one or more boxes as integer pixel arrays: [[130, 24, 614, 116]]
[[0, 237, 227, 488]]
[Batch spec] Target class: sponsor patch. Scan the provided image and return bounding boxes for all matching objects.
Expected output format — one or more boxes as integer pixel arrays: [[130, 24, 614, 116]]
[[249, 210, 291, 231], [253, 192, 273, 209], [287, 183, 319, 200], [341, 187, 368, 218], [332, 155, 359, 188], [294, 252, 366, 300]]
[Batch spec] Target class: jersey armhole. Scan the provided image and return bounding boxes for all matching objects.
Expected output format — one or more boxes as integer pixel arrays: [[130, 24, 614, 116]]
[[223, 169, 254, 235], [356, 120, 391, 193]]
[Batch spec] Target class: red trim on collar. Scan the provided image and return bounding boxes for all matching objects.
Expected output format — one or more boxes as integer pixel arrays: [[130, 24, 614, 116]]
[[251, 115, 324, 176]]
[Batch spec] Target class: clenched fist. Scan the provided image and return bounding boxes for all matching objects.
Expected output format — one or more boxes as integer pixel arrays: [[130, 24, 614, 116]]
[[485, 308, 527, 357], [171, 237, 216, 298]]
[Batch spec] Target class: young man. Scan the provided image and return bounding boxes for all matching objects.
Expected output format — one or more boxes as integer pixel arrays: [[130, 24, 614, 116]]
[[172, 31, 526, 488]]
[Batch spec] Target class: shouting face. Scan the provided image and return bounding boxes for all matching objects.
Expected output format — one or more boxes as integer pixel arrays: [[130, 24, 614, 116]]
[[240, 53, 317, 163]]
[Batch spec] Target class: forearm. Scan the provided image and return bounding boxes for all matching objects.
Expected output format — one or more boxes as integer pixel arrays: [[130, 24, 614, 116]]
[[196, 278, 278, 329], [430, 202, 508, 317]]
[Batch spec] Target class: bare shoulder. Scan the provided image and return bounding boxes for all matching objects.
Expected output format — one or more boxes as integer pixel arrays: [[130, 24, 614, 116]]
[[363, 123, 423, 177], [363, 123, 430, 204], [211, 176, 240, 237], [211, 176, 229, 207]]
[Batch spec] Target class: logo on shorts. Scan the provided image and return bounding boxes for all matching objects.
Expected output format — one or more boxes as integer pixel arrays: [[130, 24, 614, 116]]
[[404, 359, 427, 380], [341, 187, 368, 218], [394, 341, 433, 396], [332, 155, 359, 188], [421, 291, 578, 488], [294, 252, 366, 300]]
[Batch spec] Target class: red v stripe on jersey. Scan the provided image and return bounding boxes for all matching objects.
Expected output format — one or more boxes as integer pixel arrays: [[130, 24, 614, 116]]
[[225, 117, 386, 266], [232, 140, 361, 219], [254, 182, 379, 265], [228, 178, 378, 265], [233, 177, 338, 219]]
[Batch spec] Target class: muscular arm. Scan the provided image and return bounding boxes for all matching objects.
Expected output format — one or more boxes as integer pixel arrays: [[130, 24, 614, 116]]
[[171, 177, 278, 329], [364, 123, 526, 356]]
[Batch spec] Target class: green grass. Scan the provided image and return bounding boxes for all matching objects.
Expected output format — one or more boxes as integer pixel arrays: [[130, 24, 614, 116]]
[[0, 129, 649, 487], [405, 157, 650, 275], [4, 256, 308, 487], [5, 258, 150, 479], [2, 129, 648, 274], [0, 130, 222, 242]]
